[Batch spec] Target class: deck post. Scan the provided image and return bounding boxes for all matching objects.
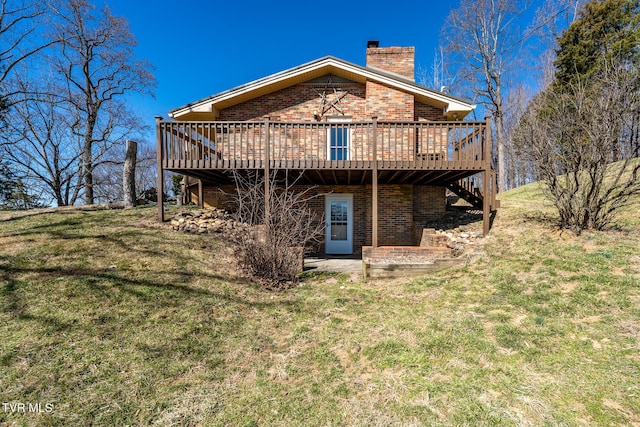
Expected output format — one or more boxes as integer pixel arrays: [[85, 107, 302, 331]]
[[372, 116, 378, 248], [155, 116, 164, 222], [264, 117, 270, 226], [198, 179, 204, 208], [483, 116, 492, 236]]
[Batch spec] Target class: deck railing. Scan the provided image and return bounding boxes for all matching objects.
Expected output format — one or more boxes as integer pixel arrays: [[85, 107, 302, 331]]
[[157, 119, 490, 170]]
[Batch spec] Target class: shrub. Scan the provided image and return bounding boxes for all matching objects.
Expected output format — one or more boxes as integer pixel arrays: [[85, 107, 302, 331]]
[[226, 171, 324, 290]]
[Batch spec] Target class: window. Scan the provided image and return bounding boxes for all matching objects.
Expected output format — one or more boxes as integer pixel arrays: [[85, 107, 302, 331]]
[[327, 118, 351, 161]]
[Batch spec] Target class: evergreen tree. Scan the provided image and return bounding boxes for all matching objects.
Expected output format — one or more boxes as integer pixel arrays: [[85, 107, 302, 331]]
[[514, 0, 640, 233], [0, 162, 45, 210], [0, 163, 14, 203], [554, 0, 640, 90]]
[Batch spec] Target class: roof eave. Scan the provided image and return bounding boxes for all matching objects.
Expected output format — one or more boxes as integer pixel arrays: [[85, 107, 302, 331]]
[[169, 56, 475, 120], [169, 56, 340, 119]]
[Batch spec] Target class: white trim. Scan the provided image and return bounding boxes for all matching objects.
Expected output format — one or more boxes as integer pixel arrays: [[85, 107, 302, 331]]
[[169, 57, 475, 119]]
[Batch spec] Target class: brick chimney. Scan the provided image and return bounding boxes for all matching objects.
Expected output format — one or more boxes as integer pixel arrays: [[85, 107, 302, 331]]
[[364, 41, 415, 120], [366, 41, 415, 81]]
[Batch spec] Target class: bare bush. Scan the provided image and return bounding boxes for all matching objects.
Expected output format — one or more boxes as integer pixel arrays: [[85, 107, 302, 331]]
[[514, 65, 640, 233], [226, 171, 324, 290]]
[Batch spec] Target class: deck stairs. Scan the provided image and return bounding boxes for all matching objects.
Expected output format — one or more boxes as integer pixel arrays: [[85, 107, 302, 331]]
[[446, 172, 500, 210], [446, 180, 484, 209]]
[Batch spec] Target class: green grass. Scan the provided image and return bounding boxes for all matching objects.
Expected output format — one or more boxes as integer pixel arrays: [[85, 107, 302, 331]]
[[1, 190, 639, 426]]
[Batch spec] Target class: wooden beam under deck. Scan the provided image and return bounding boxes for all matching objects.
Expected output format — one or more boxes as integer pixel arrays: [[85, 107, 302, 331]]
[[388, 170, 403, 182], [315, 170, 326, 185], [168, 167, 485, 188], [398, 170, 418, 184], [483, 116, 493, 236], [412, 169, 476, 186], [164, 159, 485, 172], [360, 170, 368, 185]]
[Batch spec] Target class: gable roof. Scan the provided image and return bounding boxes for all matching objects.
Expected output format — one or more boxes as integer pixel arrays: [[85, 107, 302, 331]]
[[169, 56, 475, 121]]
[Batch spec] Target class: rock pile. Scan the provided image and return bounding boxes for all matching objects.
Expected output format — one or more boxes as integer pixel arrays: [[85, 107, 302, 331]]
[[425, 207, 486, 256], [170, 208, 245, 235], [438, 229, 482, 255]]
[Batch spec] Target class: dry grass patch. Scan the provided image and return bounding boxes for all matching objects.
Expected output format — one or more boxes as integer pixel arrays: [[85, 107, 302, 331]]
[[1, 190, 640, 425]]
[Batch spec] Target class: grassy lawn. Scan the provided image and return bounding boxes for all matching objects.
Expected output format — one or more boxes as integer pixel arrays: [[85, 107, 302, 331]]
[[1, 186, 639, 426]]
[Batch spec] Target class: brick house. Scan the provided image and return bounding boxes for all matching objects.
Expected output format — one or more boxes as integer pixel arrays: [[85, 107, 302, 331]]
[[156, 42, 498, 255]]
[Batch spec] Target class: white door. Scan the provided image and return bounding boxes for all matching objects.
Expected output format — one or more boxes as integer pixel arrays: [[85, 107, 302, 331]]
[[325, 194, 353, 255]]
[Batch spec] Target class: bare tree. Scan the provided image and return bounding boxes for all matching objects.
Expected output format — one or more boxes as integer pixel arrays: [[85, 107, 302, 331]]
[[92, 142, 157, 203], [532, 0, 583, 46], [135, 144, 159, 199], [442, 0, 533, 193], [442, 0, 584, 191], [1, 78, 83, 206], [0, 0, 60, 112], [503, 83, 543, 188], [226, 171, 325, 290], [514, 64, 640, 233], [531, 0, 584, 87], [418, 46, 456, 93], [50, 0, 155, 205]]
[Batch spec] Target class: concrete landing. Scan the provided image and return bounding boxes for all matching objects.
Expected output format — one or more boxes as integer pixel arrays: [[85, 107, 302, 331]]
[[303, 256, 362, 274]]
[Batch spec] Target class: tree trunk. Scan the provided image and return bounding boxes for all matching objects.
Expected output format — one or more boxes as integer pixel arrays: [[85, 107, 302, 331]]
[[495, 113, 506, 193], [83, 116, 95, 205], [82, 146, 93, 204], [123, 139, 137, 209]]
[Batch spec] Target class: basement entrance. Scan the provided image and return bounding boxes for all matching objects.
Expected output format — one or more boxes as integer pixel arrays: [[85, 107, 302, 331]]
[[325, 194, 353, 254]]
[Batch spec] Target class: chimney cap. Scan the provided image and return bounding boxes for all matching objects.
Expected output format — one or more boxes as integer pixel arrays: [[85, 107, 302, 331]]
[[367, 40, 379, 48]]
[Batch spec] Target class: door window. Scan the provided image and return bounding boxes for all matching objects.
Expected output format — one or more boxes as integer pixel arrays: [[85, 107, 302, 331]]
[[330, 201, 348, 240]]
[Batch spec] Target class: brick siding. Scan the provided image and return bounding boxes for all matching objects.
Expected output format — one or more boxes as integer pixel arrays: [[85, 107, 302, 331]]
[[218, 82, 366, 122], [377, 184, 414, 245], [414, 185, 446, 242], [185, 45, 449, 253], [365, 81, 414, 120], [415, 101, 446, 121], [191, 182, 446, 253], [217, 80, 449, 123]]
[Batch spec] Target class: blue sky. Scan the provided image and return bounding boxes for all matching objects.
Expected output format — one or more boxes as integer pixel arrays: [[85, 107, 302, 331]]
[[106, 0, 459, 128]]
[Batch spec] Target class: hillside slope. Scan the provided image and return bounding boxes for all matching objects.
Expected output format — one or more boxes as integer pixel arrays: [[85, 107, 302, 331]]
[[1, 189, 639, 426]]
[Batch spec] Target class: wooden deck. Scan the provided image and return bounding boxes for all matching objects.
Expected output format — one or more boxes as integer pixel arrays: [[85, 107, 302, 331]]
[[157, 118, 490, 174], [155, 117, 498, 235]]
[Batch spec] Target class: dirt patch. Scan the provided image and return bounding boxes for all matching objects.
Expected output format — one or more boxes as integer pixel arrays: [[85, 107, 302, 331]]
[[559, 281, 578, 294], [602, 398, 639, 423]]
